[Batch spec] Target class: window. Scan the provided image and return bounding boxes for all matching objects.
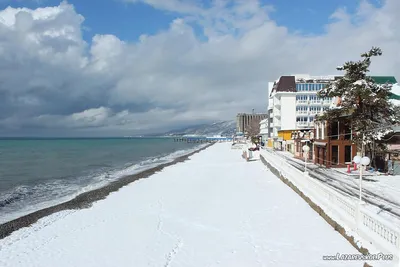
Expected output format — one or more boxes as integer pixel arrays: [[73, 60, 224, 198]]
[[330, 121, 339, 140], [344, 123, 351, 140], [320, 123, 325, 139], [296, 106, 307, 113], [296, 95, 308, 102], [296, 117, 308, 125], [332, 145, 339, 165], [345, 146, 352, 163]]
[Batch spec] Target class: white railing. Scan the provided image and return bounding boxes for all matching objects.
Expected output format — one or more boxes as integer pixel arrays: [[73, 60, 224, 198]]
[[259, 148, 400, 265], [296, 122, 308, 127]]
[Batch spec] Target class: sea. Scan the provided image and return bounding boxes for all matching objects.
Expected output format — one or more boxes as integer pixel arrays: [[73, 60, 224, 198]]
[[0, 137, 204, 224]]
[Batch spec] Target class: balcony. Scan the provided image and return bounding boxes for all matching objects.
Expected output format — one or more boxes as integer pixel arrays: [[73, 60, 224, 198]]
[[296, 100, 308, 105], [296, 111, 308, 115], [296, 121, 309, 127]]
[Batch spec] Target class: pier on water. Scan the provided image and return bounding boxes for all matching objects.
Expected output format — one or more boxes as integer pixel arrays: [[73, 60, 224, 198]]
[[173, 137, 233, 143]]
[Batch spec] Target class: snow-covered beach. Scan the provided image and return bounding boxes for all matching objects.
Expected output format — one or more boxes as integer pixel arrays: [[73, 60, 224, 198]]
[[0, 143, 383, 267]]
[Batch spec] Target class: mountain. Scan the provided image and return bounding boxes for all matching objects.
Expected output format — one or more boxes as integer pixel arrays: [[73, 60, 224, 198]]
[[160, 121, 236, 137]]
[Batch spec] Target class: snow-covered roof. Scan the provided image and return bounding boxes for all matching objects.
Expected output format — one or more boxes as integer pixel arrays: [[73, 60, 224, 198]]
[[391, 83, 400, 96], [294, 74, 336, 82]]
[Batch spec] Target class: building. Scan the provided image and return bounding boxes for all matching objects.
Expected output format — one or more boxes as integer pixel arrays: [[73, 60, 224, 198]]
[[259, 119, 269, 144], [267, 74, 334, 148], [313, 117, 357, 168], [290, 129, 315, 161], [236, 112, 268, 136], [312, 76, 400, 169]]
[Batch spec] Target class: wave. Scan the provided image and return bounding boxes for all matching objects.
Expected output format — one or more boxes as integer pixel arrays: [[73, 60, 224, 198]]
[[0, 143, 208, 224]]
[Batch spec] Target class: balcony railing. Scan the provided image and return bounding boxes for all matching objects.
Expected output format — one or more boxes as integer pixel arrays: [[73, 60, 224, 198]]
[[296, 121, 309, 127]]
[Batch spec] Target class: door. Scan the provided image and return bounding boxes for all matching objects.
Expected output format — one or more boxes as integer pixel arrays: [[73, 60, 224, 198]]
[[331, 145, 339, 165], [344, 145, 352, 163]]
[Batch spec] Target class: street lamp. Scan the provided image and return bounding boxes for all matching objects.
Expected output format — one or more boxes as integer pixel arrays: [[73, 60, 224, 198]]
[[302, 144, 310, 175], [353, 155, 370, 204]]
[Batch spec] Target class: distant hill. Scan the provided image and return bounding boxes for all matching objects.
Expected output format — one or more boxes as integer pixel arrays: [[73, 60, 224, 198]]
[[159, 121, 236, 137]]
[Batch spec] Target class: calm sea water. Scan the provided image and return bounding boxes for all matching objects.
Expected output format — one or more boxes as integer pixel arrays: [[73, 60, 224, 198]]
[[0, 137, 203, 224]]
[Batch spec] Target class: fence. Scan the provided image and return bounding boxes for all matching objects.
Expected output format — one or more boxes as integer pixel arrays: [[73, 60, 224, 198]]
[[260, 148, 400, 266]]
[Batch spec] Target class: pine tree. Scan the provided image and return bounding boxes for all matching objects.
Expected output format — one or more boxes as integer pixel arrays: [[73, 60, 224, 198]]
[[317, 47, 399, 167]]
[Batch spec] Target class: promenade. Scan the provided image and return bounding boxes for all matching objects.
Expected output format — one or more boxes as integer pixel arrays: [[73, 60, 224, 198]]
[[0, 143, 364, 267]]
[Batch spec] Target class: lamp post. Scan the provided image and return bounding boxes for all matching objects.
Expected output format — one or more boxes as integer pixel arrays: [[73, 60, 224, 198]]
[[302, 144, 310, 175], [353, 155, 370, 204], [353, 154, 370, 231]]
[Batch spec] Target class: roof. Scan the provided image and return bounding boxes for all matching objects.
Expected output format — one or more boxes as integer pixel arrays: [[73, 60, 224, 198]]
[[273, 76, 296, 94], [370, 76, 397, 84]]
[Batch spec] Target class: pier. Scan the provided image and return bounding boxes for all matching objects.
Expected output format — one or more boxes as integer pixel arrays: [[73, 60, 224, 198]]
[[173, 137, 233, 143]]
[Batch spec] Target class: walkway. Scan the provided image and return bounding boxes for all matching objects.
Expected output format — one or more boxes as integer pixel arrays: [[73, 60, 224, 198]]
[[0, 143, 363, 267]]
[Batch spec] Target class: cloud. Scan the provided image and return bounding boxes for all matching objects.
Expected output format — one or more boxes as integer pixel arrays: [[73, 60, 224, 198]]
[[0, 0, 400, 136]]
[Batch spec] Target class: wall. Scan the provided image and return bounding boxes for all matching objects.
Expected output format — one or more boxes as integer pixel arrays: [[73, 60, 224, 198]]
[[280, 94, 296, 130], [278, 130, 293, 140], [267, 139, 273, 147]]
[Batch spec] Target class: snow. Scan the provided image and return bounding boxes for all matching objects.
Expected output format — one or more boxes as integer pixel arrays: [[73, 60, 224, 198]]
[[0, 143, 368, 267], [353, 80, 367, 86], [272, 150, 400, 227], [391, 83, 400, 96]]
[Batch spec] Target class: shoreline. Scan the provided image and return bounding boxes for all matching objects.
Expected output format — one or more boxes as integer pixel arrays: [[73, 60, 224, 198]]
[[0, 142, 214, 240]]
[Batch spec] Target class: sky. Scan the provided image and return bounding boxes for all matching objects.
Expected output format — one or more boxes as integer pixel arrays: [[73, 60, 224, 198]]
[[0, 0, 398, 137]]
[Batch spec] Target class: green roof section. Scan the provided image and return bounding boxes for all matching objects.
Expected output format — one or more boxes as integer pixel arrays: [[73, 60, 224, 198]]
[[389, 93, 400, 100], [370, 76, 397, 84]]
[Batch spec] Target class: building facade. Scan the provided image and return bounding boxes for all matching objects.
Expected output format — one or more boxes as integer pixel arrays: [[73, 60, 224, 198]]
[[259, 119, 269, 144], [267, 74, 334, 148], [313, 119, 357, 168], [236, 112, 269, 136]]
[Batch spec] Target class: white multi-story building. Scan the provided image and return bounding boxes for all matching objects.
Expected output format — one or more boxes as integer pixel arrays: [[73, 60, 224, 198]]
[[268, 74, 334, 139]]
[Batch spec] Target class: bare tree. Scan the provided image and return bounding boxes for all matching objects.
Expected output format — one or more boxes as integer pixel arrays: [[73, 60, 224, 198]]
[[246, 119, 260, 139]]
